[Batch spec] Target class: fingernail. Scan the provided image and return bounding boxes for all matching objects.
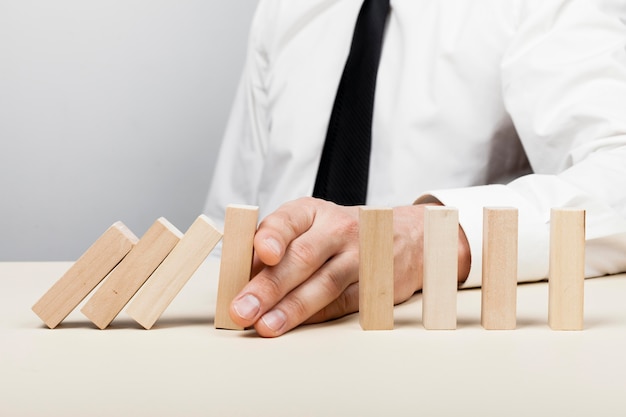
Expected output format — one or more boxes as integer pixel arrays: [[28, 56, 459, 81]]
[[264, 237, 282, 257], [261, 309, 287, 332], [233, 294, 261, 320]]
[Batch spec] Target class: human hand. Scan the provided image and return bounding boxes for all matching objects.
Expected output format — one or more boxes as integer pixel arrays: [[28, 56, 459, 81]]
[[229, 197, 470, 337]]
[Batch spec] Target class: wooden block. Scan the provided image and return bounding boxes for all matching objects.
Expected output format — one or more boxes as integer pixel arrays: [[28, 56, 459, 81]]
[[126, 214, 223, 329], [215, 204, 259, 330], [549, 208, 585, 330], [359, 207, 394, 330], [481, 207, 518, 330], [32, 222, 138, 328], [80, 217, 183, 329], [422, 206, 458, 330]]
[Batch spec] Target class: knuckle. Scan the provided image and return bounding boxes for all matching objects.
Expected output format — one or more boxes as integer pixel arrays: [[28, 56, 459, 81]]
[[336, 220, 356, 237], [283, 294, 309, 321], [320, 286, 357, 321], [335, 290, 353, 315], [287, 239, 319, 270], [258, 210, 289, 232], [317, 269, 347, 299], [335, 215, 359, 239], [340, 283, 359, 313], [258, 270, 285, 300], [297, 196, 317, 206], [259, 202, 316, 238]]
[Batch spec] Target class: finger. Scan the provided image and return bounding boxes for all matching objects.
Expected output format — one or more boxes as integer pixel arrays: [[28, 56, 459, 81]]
[[304, 282, 360, 324], [252, 197, 320, 266], [230, 224, 344, 328], [253, 252, 358, 337]]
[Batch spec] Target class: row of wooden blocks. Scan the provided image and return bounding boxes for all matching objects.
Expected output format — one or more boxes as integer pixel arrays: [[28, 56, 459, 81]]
[[32, 205, 263, 330], [32, 213, 223, 330], [32, 205, 585, 332], [360, 206, 585, 331]]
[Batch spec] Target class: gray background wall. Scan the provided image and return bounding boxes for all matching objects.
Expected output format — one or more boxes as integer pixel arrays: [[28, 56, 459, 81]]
[[0, 0, 258, 261]]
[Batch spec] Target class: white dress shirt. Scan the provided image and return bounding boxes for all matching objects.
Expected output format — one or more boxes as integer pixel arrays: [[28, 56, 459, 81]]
[[205, 0, 626, 287]]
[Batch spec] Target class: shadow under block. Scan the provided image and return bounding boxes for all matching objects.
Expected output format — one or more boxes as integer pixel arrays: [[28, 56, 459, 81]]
[[215, 205, 259, 330], [359, 207, 394, 330], [481, 207, 518, 330], [80, 217, 183, 329], [422, 206, 458, 330], [32, 222, 139, 329], [126, 215, 223, 329], [549, 208, 585, 330]]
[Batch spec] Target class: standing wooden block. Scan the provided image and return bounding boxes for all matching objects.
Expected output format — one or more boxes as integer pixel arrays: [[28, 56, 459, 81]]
[[422, 206, 458, 330], [359, 207, 394, 330], [126, 215, 223, 329], [215, 205, 259, 330], [81, 217, 183, 329], [32, 222, 138, 328], [481, 207, 518, 330], [549, 208, 585, 330]]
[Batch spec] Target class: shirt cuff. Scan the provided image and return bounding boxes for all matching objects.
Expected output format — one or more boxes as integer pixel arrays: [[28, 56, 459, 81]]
[[416, 185, 550, 288]]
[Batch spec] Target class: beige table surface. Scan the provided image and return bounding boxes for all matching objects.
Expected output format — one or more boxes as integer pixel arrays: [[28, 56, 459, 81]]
[[1, 261, 625, 417]]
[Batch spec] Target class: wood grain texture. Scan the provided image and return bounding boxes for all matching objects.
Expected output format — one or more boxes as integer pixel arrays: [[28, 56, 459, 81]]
[[32, 222, 138, 328], [215, 205, 258, 330], [549, 208, 585, 330], [126, 214, 223, 329], [422, 206, 458, 330], [81, 217, 183, 329], [481, 207, 518, 330], [359, 207, 394, 330]]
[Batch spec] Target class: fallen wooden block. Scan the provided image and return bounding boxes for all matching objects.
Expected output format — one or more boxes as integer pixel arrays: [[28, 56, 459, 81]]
[[422, 206, 458, 330], [549, 208, 585, 330], [81, 217, 183, 329], [359, 207, 394, 330], [481, 207, 518, 330], [126, 214, 223, 329], [32, 222, 138, 328], [215, 204, 259, 330]]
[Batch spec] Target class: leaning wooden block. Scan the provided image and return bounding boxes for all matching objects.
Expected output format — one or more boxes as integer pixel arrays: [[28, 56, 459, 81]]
[[422, 206, 458, 330], [359, 207, 394, 330], [126, 214, 223, 329], [549, 208, 585, 330], [481, 207, 518, 330], [215, 205, 259, 330], [32, 222, 138, 328], [81, 217, 183, 329]]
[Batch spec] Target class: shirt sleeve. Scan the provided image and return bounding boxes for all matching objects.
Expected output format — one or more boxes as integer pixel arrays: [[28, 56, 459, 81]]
[[419, 0, 626, 288]]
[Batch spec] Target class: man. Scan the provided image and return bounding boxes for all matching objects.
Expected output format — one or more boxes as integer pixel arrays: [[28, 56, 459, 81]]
[[205, 0, 626, 337]]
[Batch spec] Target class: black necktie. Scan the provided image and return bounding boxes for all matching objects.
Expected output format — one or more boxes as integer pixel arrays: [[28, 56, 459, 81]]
[[312, 0, 390, 206]]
